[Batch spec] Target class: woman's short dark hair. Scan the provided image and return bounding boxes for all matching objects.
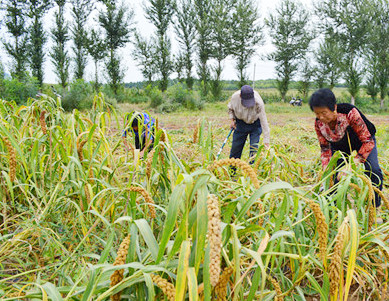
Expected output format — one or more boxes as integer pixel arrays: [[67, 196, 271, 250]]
[[309, 88, 337, 111]]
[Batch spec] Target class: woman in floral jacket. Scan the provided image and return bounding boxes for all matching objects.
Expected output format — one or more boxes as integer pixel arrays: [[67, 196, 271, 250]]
[[309, 88, 383, 207]]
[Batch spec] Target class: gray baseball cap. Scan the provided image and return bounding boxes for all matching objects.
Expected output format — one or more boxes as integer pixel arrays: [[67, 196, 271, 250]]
[[240, 85, 255, 108]]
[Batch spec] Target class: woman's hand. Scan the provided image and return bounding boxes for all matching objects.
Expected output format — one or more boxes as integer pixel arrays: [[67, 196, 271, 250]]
[[337, 168, 349, 181]]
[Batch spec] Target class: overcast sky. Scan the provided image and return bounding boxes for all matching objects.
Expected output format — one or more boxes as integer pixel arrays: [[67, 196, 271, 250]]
[[0, 0, 313, 84]]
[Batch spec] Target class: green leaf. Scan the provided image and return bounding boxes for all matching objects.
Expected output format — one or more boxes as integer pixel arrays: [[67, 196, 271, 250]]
[[134, 219, 159, 261], [344, 210, 359, 299], [157, 184, 186, 263], [175, 240, 191, 301]]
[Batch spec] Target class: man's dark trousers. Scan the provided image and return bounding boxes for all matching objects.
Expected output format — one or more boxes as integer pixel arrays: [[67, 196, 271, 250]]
[[230, 119, 262, 164]]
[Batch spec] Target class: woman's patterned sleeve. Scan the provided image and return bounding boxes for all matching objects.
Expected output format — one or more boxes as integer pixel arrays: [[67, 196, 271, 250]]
[[315, 120, 331, 169], [348, 108, 375, 162]]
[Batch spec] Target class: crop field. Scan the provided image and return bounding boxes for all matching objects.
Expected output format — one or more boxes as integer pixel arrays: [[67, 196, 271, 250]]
[[0, 95, 388, 300]]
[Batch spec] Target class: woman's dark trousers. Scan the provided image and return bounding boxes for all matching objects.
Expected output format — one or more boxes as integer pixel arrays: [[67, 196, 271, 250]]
[[333, 137, 383, 207]]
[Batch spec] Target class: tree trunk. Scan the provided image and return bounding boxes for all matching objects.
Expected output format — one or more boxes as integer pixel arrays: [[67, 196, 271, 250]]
[[350, 95, 355, 105], [94, 60, 99, 91], [381, 97, 384, 110]]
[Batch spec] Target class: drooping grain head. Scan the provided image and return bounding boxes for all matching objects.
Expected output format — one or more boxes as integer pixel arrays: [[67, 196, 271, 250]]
[[268, 275, 284, 301], [77, 140, 87, 162], [193, 120, 199, 144], [40, 110, 47, 135], [373, 186, 389, 210], [150, 274, 175, 301], [209, 158, 260, 189], [329, 217, 349, 298], [3, 137, 16, 182], [214, 267, 234, 301], [146, 149, 156, 179], [110, 234, 131, 301], [129, 186, 156, 219], [207, 194, 222, 287], [306, 199, 328, 263]]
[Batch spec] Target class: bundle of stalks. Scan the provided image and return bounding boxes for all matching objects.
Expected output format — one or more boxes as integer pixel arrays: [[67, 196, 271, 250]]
[[40, 110, 47, 134], [208, 158, 260, 189], [150, 274, 175, 301], [207, 194, 222, 287], [110, 234, 131, 301], [305, 199, 328, 263], [129, 186, 156, 218], [328, 217, 349, 298], [3, 137, 16, 182], [214, 266, 234, 300], [267, 275, 284, 301]]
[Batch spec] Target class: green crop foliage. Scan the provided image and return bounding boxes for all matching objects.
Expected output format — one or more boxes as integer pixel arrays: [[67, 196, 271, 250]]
[[0, 95, 388, 300]]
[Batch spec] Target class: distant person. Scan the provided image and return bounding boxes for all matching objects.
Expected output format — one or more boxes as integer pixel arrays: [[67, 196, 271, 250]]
[[309, 88, 383, 206], [228, 85, 270, 164], [122, 112, 156, 157]]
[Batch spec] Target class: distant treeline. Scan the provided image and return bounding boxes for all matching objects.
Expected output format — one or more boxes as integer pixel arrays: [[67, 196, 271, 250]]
[[0, 0, 388, 111], [125, 79, 349, 90]]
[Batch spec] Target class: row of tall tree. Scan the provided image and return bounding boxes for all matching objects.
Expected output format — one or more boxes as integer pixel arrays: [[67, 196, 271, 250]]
[[268, 0, 389, 108], [1, 0, 389, 108], [1, 0, 131, 94]]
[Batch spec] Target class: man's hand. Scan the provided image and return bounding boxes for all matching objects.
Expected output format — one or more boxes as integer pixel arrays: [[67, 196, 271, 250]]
[[230, 119, 236, 129]]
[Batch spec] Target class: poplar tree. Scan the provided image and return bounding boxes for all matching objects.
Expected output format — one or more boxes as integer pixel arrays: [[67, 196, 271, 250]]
[[316, 0, 372, 104], [366, 0, 389, 109], [297, 58, 315, 100], [194, 0, 213, 96], [231, 0, 263, 88], [3, 0, 29, 80], [27, 0, 52, 86], [132, 32, 157, 85], [266, 0, 313, 102], [314, 36, 342, 89], [86, 29, 106, 91], [208, 0, 235, 101], [144, 0, 174, 91], [99, 0, 133, 94], [51, 0, 70, 88], [71, 0, 94, 80], [174, 0, 196, 89]]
